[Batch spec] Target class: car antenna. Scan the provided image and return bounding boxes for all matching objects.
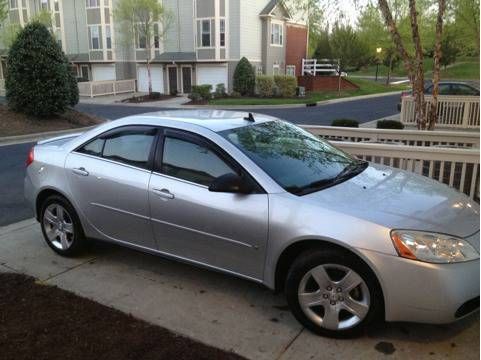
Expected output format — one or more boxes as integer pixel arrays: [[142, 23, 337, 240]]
[[244, 112, 255, 122]]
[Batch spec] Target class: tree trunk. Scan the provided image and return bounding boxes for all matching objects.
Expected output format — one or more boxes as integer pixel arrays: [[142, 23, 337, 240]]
[[386, 55, 393, 85], [427, 0, 446, 130], [408, 0, 427, 129], [147, 60, 153, 96]]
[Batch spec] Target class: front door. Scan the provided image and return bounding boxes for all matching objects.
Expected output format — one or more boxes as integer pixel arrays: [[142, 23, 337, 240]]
[[168, 67, 178, 94], [182, 67, 192, 93], [65, 126, 157, 248], [149, 129, 269, 280]]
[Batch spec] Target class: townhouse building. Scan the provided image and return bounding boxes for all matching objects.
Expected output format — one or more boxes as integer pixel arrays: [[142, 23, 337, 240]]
[[0, 0, 308, 94]]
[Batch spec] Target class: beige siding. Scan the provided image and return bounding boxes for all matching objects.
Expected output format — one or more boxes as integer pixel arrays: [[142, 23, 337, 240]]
[[239, 0, 264, 61]]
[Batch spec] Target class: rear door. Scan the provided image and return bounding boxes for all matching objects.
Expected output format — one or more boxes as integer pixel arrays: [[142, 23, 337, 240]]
[[148, 129, 269, 280], [65, 126, 157, 248]]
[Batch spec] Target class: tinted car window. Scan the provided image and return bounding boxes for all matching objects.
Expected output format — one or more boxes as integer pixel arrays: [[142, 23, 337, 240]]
[[426, 84, 451, 95], [77, 138, 105, 156], [451, 84, 479, 96], [162, 136, 236, 186], [102, 128, 156, 169]]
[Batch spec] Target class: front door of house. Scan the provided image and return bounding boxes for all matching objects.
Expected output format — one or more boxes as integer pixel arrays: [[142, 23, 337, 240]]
[[168, 67, 178, 94], [182, 67, 192, 93]]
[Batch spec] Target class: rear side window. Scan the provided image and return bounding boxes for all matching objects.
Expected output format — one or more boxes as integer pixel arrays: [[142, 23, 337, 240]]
[[76, 127, 156, 170], [161, 136, 236, 186]]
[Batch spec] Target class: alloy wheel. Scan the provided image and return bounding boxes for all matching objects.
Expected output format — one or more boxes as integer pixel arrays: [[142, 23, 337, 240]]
[[43, 203, 75, 250]]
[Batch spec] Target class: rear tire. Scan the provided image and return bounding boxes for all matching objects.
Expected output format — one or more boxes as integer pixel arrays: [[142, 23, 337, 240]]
[[40, 195, 86, 257], [285, 248, 383, 338]]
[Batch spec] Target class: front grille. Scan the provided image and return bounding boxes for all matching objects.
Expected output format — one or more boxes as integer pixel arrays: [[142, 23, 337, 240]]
[[455, 297, 480, 318]]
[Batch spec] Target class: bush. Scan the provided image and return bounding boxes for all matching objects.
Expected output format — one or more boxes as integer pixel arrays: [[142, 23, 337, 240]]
[[214, 83, 226, 98], [256, 75, 275, 97], [376, 120, 404, 129], [331, 119, 359, 127], [233, 57, 255, 96], [230, 91, 241, 98], [189, 84, 212, 101], [6, 22, 78, 117], [273, 75, 297, 98]]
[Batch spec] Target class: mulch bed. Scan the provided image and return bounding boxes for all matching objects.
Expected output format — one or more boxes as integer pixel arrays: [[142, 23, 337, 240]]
[[121, 94, 176, 103], [0, 273, 245, 360], [184, 99, 208, 105], [0, 104, 104, 137]]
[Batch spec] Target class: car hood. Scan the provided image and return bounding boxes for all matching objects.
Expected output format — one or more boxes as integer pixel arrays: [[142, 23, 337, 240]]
[[304, 163, 480, 240]]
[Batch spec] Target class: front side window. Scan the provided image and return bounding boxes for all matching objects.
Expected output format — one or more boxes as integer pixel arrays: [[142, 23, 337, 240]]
[[220, 121, 364, 195], [77, 127, 156, 169], [220, 19, 225, 47], [451, 84, 479, 96], [201, 19, 211, 47], [161, 136, 236, 186], [89, 25, 100, 49], [271, 22, 283, 46]]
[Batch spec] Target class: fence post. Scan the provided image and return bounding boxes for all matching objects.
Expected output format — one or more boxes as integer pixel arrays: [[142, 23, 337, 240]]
[[461, 101, 470, 129]]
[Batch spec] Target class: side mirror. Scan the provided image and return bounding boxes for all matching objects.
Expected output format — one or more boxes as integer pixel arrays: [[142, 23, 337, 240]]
[[209, 173, 253, 194]]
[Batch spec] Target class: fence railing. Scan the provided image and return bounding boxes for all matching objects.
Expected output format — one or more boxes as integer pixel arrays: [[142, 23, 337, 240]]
[[302, 58, 340, 76], [0, 79, 4, 95], [301, 125, 480, 148], [332, 141, 480, 200], [400, 95, 480, 129], [78, 79, 136, 98]]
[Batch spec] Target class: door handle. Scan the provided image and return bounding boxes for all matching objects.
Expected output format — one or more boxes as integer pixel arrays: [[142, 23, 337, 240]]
[[152, 188, 175, 199], [72, 167, 89, 176]]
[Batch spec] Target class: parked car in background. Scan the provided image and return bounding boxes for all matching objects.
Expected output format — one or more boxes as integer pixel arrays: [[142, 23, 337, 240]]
[[398, 81, 480, 111], [25, 111, 480, 338]]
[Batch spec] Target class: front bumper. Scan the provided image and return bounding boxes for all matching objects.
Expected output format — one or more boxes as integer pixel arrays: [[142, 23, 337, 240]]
[[359, 249, 480, 324]]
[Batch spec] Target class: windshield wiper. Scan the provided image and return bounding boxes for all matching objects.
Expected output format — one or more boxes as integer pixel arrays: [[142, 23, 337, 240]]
[[335, 160, 368, 181]]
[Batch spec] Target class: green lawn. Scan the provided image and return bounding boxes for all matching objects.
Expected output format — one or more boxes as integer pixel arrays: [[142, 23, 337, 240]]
[[440, 61, 480, 80], [208, 78, 409, 106], [351, 58, 435, 77]]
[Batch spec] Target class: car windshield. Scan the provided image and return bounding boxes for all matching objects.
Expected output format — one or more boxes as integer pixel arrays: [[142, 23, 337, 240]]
[[219, 120, 367, 195]]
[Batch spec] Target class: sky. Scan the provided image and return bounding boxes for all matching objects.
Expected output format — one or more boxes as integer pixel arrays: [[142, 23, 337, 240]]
[[322, 0, 370, 27]]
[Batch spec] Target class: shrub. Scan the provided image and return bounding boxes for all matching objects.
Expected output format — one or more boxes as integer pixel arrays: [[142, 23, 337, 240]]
[[189, 84, 212, 101], [377, 120, 404, 129], [215, 83, 226, 98], [6, 22, 78, 117], [230, 91, 241, 98], [273, 75, 297, 98], [256, 75, 275, 97], [331, 119, 359, 127], [233, 57, 255, 96]]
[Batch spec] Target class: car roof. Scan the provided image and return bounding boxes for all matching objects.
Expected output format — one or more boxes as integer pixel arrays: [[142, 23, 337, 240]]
[[116, 110, 277, 132]]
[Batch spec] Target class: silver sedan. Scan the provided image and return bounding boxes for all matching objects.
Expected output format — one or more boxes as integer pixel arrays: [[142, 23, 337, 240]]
[[24, 111, 479, 337]]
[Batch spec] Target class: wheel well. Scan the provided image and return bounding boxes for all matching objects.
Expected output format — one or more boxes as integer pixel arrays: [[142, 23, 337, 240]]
[[35, 189, 67, 220], [274, 240, 384, 305]]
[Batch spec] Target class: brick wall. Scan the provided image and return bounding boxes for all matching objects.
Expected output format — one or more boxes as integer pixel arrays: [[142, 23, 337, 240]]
[[297, 76, 360, 91], [286, 24, 307, 77]]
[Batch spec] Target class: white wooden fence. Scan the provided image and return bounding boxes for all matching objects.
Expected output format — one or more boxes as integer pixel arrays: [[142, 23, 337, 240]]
[[78, 79, 136, 98], [0, 79, 4, 95], [301, 125, 480, 148], [302, 59, 340, 76], [400, 95, 480, 129]]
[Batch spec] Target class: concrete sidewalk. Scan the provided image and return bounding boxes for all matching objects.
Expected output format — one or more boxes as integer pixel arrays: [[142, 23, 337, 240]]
[[1, 219, 478, 360]]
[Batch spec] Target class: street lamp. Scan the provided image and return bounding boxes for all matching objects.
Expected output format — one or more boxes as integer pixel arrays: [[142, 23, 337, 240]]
[[375, 47, 382, 82]]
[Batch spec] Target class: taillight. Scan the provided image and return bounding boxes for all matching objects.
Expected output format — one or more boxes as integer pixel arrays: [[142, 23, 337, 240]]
[[401, 91, 410, 97], [26, 147, 34, 167]]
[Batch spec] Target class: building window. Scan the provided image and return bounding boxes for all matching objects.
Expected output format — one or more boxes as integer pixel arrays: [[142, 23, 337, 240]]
[[220, 19, 225, 47], [286, 65, 296, 77], [256, 66, 263, 76], [105, 25, 112, 49], [54, 0, 59, 11], [153, 23, 160, 49], [201, 19, 211, 47], [89, 25, 100, 49], [86, 0, 99, 8], [104, 0, 109, 6], [136, 28, 147, 49], [10, 0, 18, 9], [271, 22, 283, 46], [55, 29, 62, 47], [273, 64, 280, 75], [40, 0, 49, 10]]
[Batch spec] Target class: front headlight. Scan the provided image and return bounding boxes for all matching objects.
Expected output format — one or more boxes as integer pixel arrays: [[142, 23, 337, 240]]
[[390, 230, 479, 263]]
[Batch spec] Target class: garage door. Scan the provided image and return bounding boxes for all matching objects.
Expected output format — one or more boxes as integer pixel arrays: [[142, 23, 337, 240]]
[[196, 65, 228, 90], [137, 66, 164, 93], [91, 65, 116, 81]]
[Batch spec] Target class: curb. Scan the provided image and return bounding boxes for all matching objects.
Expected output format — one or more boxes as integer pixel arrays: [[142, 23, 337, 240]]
[[79, 91, 402, 110], [0, 126, 97, 147]]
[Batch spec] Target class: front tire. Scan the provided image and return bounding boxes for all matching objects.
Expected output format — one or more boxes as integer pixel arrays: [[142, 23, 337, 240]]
[[40, 195, 86, 257], [285, 248, 383, 338]]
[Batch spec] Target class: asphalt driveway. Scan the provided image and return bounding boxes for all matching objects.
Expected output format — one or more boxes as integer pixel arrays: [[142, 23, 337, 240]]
[[0, 219, 479, 360]]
